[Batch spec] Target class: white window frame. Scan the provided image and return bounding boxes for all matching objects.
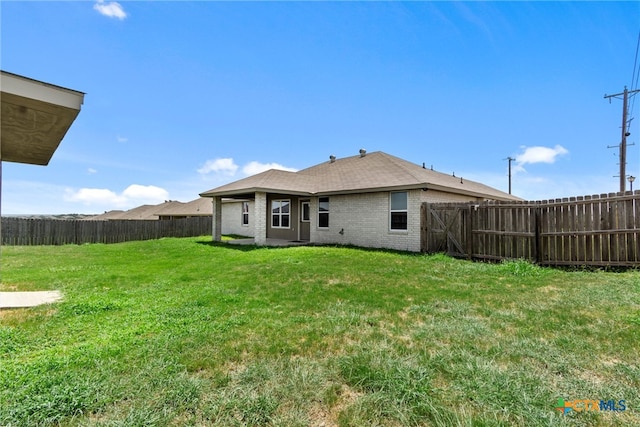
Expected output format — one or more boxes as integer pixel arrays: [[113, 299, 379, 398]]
[[390, 191, 408, 231], [241, 201, 249, 226], [271, 199, 291, 229], [318, 197, 329, 229]]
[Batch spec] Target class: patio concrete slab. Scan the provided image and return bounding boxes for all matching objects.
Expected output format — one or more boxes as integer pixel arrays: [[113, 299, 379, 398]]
[[0, 291, 63, 309], [227, 238, 310, 247]]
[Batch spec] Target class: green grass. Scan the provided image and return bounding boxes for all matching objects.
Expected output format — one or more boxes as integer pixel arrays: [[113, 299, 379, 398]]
[[0, 237, 638, 426]]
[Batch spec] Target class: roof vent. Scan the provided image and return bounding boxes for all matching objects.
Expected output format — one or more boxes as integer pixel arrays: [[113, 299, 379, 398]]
[[329, 155, 336, 163], [359, 149, 367, 157]]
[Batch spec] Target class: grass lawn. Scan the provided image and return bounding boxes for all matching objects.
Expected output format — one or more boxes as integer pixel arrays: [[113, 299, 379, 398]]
[[0, 237, 638, 426]]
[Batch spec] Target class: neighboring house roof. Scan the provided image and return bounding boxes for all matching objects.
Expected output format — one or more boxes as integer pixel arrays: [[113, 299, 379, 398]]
[[111, 204, 161, 220], [88, 204, 164, 220], [88, 210, 126, 220], [88, 199, 214, 220], [154, 198, 213, 217], [201, 151, 520, 201]]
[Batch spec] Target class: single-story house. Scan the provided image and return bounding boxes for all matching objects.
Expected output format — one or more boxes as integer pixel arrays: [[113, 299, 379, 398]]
[[200, 150, 521, 252], [154, 198, 213, 220]]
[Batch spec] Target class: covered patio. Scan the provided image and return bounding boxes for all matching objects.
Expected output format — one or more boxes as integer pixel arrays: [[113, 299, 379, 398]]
[[0, 70, 84, 307], [1, 70, 85, 166]]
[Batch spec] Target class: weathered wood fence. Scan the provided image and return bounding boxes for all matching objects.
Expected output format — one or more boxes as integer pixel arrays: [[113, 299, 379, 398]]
[[1, 217, 212, 245], [422, 192, 640, 267]]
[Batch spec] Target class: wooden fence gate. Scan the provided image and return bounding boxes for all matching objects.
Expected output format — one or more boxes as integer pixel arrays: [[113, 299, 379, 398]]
[[421, 203, 468, 257], [422, 192, 640, 267]]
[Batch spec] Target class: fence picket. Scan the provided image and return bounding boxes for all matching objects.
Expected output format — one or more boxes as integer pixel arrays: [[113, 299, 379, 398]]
[[422, 192, 640, 267], [1, 217, 212, 246]]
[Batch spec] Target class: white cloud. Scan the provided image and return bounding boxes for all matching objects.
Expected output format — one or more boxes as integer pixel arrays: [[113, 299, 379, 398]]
[[242, 161, 298, 176], [516, 145, 568, 166], [93, 0, 127, 20], [64, 184, 169, 208], [65, 188, 124, 205], [197, 158, 297, 180], [122, 184, 169, 202], [116, 135, 128, 143], [88, 168, 98, 174], [197, 158, 239, 176]]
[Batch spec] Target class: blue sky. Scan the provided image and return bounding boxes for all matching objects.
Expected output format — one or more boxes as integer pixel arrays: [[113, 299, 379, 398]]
[[2, 1, 639, 214]]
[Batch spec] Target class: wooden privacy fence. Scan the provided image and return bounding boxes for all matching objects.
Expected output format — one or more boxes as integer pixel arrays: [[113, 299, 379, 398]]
[[422, 192, 640, 267], [1, 217, 212, 245]]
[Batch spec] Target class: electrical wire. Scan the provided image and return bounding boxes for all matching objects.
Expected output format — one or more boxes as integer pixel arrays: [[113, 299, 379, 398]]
[[631, 28, 640, 184], [627, 29, 640, 133]]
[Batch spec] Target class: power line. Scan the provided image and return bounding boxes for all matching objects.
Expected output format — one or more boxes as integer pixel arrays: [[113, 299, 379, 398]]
[[605, 87, 640, 192], [604, 28, 640, 192], [628, 30, 640, 131]]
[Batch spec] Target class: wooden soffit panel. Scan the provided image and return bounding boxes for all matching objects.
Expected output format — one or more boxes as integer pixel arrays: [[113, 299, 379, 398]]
[[1, 92, 81, 165], [1, 71, 84, 166]]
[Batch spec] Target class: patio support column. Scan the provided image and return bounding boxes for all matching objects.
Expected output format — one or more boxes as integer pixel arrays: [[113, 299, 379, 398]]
[[212, 196, 222, 242], [254, 192, 267, 245]]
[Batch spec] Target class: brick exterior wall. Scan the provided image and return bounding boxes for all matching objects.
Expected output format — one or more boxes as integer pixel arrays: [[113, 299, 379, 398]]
[[419, 189, 482, 204], [309, 190, 423, 252], [254, 192, 267, 245], [217, 189, 483, 251], [221, 200, 255, 237]]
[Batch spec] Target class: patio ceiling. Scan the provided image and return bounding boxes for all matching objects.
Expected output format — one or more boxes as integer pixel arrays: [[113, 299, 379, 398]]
[[1, 71, 84, 166]]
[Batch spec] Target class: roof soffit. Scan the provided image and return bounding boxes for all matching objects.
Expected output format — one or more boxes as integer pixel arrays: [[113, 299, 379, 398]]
[[1, 71, 84, 165]]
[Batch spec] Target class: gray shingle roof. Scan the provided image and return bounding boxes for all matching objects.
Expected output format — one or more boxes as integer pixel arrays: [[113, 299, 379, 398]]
[[88, 204, 161, 220], [153, 198, 213, 216], [200, 151, 520, 201]]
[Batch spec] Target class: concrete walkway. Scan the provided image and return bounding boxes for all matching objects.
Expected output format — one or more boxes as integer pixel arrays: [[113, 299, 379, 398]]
[[0, 291, 63, 309]]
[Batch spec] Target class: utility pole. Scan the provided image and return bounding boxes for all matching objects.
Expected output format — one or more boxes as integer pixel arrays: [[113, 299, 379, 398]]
[[605, 86, 640, 192], [504, 156, 515, 194]]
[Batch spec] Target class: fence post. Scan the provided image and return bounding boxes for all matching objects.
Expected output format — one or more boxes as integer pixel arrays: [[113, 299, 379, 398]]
[[534, 206, 542, 264], [466, 204, 474, 260]]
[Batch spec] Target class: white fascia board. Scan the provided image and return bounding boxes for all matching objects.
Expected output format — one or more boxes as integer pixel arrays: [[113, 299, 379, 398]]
[[1, 71, 84, 110]]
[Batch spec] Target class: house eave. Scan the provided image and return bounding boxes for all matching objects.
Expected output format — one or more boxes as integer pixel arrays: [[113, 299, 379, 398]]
[[200, 187, 313, 199], [315, 183, 518, 201], [200, 183, 519, 202], [315, 184, 427, 196], [1, 70, 85, 165], [425, 183, 521, 201]]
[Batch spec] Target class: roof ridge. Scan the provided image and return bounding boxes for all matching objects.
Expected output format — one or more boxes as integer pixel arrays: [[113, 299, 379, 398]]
[[201, 150, 520, 201], [376, 152, 429, 182]]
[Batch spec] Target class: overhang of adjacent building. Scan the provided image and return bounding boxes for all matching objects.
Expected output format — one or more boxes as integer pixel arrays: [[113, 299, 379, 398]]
[[1, 71, 84, 165]]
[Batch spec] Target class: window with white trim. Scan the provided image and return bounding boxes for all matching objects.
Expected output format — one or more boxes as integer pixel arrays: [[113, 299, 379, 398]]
[[242, 201, 249, 226], [318, 197, 329, 228], [390, 192, 408, 230], [271, 199, 290, 229]]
